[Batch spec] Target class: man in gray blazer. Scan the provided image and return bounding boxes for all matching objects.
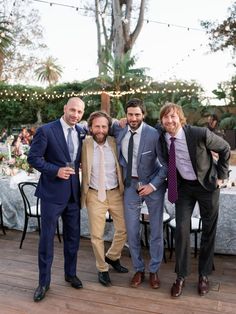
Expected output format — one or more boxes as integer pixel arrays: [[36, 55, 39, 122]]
[[113, 98, 167, 289], [160, 102, 230, 298]]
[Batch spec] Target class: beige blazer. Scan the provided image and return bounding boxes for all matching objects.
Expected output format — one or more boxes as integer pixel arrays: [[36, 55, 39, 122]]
[[81, 135, 124, 208]]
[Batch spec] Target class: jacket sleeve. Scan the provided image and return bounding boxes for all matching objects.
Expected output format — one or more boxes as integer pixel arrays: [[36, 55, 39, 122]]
[[27, 126, 59, 177], [205, 128, 231, 179]]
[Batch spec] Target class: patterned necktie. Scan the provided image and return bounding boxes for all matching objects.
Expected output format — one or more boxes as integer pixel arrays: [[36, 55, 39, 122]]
[[125, 131, 136, 187], [98, 145, 106, 202], [67, 128, 74, 161], [168, 137, 178, 203]]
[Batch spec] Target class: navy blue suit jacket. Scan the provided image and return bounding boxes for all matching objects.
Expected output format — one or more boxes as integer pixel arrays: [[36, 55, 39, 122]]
[[28, 119, 86, 204]]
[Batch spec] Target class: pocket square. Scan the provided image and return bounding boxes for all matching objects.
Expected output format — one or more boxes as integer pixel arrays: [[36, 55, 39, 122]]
[[141, 150, 152, 155]]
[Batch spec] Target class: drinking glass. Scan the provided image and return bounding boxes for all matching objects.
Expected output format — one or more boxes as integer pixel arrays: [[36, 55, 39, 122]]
[[66, 161, 75, 174], [136, 181, 143, 209]]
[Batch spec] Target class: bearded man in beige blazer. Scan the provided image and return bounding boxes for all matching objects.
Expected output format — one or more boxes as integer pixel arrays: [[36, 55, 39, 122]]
[[81, 111, 128, 286]]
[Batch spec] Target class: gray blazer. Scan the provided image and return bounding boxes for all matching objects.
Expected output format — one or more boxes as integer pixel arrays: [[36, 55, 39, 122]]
[[181, 125, 230, 191], [113, 122, 167, 191]]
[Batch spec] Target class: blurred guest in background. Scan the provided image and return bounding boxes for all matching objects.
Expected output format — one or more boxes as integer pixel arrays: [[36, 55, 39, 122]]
[[18, 127, 30, 145], [28, 127, 36, 144], [207, 114, 219, 132], [11, 135, 24, 156], [0, 128, 8, 142]]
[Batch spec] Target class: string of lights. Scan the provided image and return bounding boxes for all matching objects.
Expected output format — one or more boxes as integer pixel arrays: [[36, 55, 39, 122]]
[[2, 0, 233, 100], [32, 0, 86, 12], [29, 0, 204, 32], [0, 82, 235, 103], [158, 43, 206, 79]]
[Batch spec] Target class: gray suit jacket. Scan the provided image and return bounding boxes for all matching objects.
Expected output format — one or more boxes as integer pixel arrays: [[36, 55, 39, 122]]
[[158, 124, 231, 192], [113, 122, 167, 191], [182, 125, 230, 191]]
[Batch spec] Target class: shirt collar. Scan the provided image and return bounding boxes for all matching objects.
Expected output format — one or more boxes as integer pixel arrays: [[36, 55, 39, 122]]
[[94, 139, 109, 149], [165, 127, 184, 141], [60, 117, 75, 131], [127, 122, 143, 135]]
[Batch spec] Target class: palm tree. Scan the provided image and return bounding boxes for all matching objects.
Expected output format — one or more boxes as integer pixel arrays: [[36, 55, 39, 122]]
[[35, 56, 63, 86], [83, 50, 152, 118]]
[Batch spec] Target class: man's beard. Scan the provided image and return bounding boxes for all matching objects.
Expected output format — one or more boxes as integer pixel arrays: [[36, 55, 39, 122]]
[[92, 133, 107, 144]]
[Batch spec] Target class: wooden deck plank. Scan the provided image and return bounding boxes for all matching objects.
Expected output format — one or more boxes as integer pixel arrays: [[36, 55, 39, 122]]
[[0, 230, 236, 314]]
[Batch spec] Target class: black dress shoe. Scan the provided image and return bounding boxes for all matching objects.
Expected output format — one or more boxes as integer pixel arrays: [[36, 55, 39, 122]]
[[65, 275, 83, 289], [33, 285, 49, 302], [98, 271, 112, 286], [105, 256, 128, 273]]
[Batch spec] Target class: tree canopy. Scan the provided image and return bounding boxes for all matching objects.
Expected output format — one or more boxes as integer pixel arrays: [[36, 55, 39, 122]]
[[201, 3, 236, 58]]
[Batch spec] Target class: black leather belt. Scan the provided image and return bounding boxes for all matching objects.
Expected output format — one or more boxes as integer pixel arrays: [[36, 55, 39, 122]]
[[131, 176, 138, 179], [89, 187, 118, 191]]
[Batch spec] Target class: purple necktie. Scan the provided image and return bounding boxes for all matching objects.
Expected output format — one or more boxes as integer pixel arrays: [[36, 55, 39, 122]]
[[168, 137, 178, 203]]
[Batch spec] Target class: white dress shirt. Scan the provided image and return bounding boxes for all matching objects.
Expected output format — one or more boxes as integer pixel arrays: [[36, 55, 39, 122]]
[[90, 140, 118, 190], [60, 117, 79, 162], [121, 123, 143, 177], [165, 127, 197, 180]]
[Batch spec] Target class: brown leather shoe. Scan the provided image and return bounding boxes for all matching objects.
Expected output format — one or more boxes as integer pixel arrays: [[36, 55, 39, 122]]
[[198, 276, 209, 296], [130, 271, 145, 288], [149, 272, 160, 289], [171, 278, 185, 297]]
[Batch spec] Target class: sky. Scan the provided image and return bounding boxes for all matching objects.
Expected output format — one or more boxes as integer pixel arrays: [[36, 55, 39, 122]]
[[28, 0, 235, 97]]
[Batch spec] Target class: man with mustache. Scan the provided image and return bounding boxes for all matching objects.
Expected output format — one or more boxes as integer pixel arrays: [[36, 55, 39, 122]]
[[81, 111, 128, 286]]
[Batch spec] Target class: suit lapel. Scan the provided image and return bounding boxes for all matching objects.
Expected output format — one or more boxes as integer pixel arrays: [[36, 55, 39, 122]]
[[137, 123, 147, 164], [51, 120, 70, 159], [86, 137, 94, 181], [107, 136, 124, 192], [75, 125, 86, 161], [107, 137, 119, 168], [116, 126, 128, 158], [183, 126, 197, 174]]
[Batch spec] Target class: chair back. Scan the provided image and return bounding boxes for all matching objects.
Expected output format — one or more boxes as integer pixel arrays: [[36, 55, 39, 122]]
[[190, 217, 202, 233], [18, 182, 40, 217]]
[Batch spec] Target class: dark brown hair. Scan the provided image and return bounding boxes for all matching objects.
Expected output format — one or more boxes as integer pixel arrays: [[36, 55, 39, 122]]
[[125, 98, 146, 115]]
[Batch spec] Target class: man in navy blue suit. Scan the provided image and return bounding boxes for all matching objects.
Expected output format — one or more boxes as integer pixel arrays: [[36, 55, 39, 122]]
[[28, 97, 86, 302]]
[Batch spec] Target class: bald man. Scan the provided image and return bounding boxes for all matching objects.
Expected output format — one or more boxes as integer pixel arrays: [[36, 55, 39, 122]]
[[28, 97, 86, 302]]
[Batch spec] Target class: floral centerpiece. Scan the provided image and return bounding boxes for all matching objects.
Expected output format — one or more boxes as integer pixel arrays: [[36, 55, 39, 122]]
[[0, 154, 33, 176], [11, 155, 33, 173]]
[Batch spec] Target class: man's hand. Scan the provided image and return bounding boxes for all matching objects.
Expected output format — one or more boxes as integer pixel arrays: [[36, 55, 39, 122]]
[[119, 117, 127, 128], [217, 179, 227, 189], [57, 167, 75, 179], [138, 184, 154, 196]]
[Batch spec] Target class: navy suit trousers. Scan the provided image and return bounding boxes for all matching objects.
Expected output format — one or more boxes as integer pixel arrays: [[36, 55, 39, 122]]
[[38, 199, 80, 286]]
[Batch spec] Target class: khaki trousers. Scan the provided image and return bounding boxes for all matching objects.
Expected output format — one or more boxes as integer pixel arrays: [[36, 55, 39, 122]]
[[86, 188, 127, 272]]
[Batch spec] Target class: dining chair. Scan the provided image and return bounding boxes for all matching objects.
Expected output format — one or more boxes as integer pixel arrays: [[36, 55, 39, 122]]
[[140, 202, 170, 263], [0, 200, 6, 235], [18, 182, 61, 249], [105, 211, 113, 223], [168, 215, 202, 259]]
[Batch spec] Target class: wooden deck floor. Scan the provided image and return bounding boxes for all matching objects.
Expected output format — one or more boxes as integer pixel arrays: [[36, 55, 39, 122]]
[[0, 229, 236, 314]]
